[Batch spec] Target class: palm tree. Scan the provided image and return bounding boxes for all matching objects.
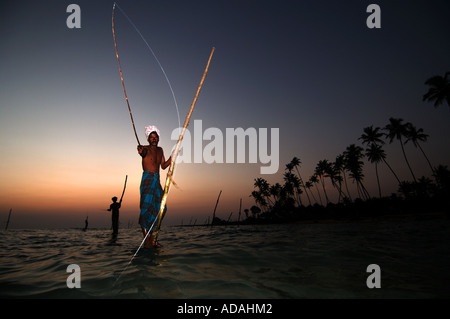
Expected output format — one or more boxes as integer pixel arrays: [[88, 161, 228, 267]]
[[250, 190, 266, 212], [405, 124, 434, 175], [315, 160, 331, 205], [288, 157, 311, 206], [359, 125, 385, 146], [326, 161, 347, 203], [423, 72, 450, 108], [309, 174, 323, 206], [360, 124, 401, 186], [344, 144, 370, 200], [252, 178, 274, 211], [335, 153, 352, 201], [250, 206, 261, 218], [365, 143, 386, 198], [283, 172, 302, 206], [384, 117, 417, 183], [433, 165, 450, 195], [269, 183, 283, 204], [304, 181, 317, 204]]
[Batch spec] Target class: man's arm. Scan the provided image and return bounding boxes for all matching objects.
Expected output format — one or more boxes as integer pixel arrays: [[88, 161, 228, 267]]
[[161, 150, 172, 170], [137, 145, 148, 158]]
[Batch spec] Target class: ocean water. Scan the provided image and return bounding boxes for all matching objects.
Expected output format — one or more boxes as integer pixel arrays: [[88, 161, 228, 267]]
[[1, 217, 449, 299]]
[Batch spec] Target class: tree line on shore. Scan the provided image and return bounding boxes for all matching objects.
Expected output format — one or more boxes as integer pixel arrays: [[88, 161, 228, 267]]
[[240, 72, 450, 224]]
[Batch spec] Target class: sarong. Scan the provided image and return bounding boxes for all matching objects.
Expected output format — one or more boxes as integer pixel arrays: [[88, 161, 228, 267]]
[[139, 171, 167, 231]]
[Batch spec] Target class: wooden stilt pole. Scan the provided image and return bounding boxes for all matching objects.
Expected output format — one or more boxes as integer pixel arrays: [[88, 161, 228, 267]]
[[152, 47, 215, 243], [119, 175, 128, 203], [5, 208, 12, 231], [211, 190, 222, 228]]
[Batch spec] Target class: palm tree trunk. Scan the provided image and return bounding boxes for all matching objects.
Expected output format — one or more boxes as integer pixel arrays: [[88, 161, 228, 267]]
[[355, 182, 363, 199], [336, 180, 349, 202], [360, 180, 371, 200], [320, 178, 330, 205], [315, 184, 323, 206], [337, 181, 342, 203], [417, 143, 435, 174], [304, 187, 312, 206], [342, 170, 352, 201], [382, 159, 400, 185], [400, 138, 417, 183], [375, 163, 382, 198], [296, 188, 303, 206], [308, 186, 317, 204], [295, 167, 311, 206]]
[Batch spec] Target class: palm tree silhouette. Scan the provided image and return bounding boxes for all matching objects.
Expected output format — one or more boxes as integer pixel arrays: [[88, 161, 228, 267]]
[[359, 125, 384, 146], [359, 125, 401, 186], [423, 72, 450, 108], [309, 174, 323, 206], [269, 183, 284, 205], [304, 180, 317, 205], [326, 161, 347, 203], [250, 190, 266, 212], [384, 117, 417, 183], [344, 144, 370, 200], [335, 153, 352, 201], [288, 157, 311, 206], [365, 143, 386, 198], [433, 165, 450, 194], [405, 123, 434, 175], [283, 171, 302, 206], [315, 160, 331, 205], [252, 178, 273, 211]]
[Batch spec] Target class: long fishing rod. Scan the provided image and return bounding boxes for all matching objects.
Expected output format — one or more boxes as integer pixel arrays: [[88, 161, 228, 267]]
[[112, 3, 141, 145], [112, 2, 182, 144], [113, 2, 181, 130]]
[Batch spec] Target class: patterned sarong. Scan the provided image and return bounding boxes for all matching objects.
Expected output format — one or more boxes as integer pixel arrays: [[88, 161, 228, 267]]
[[139, 171, 166, 231]]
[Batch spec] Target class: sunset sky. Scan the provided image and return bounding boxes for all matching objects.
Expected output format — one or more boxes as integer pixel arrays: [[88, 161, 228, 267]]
[[1, 0, 449, 229]]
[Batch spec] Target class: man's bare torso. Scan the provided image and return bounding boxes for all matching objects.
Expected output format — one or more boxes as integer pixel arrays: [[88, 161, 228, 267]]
[[140, 145, 164, 173]]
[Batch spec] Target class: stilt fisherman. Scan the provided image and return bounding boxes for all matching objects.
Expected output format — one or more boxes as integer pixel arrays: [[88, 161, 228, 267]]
[[137, 125, 171, 248]]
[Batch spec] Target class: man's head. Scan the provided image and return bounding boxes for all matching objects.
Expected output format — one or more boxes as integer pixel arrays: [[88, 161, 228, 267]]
[[112, 196, 118, 202], [147, 131, 159, 146], [145, 125, 160, 137], [145, 125, 160, 146]]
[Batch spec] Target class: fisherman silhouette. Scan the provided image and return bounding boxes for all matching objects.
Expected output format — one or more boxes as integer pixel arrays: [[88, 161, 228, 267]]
[[108, 196, 122, 235]]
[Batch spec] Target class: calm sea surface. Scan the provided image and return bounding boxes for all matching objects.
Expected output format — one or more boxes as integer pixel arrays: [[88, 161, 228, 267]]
[[1, 217, 449, 299]]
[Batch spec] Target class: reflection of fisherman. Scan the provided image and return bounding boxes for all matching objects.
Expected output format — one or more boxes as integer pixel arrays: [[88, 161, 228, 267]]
[[107, 196, 122, 235], [137, 125, 171, 248]]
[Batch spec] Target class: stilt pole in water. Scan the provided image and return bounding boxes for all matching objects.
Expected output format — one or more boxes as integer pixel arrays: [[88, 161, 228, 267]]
[[211, 190, 222, 228], [152, 47, 215, 242], [119, 175, 128, 202], [5, 208, 12, 231]]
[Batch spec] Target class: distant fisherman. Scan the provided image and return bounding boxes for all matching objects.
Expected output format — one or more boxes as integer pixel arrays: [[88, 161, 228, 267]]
[[108, 196, 122, 235], [137, 125, 171, 248]]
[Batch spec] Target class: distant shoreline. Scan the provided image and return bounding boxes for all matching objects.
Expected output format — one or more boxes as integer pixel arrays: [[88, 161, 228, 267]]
[[176, 210, 449, 228]]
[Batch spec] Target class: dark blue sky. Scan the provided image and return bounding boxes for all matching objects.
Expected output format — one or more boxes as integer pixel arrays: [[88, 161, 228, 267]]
[[1, 0, 449, 228]]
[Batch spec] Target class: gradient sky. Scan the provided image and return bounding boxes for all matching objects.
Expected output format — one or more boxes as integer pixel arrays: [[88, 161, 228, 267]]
[[1, 0, 449, 229]]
